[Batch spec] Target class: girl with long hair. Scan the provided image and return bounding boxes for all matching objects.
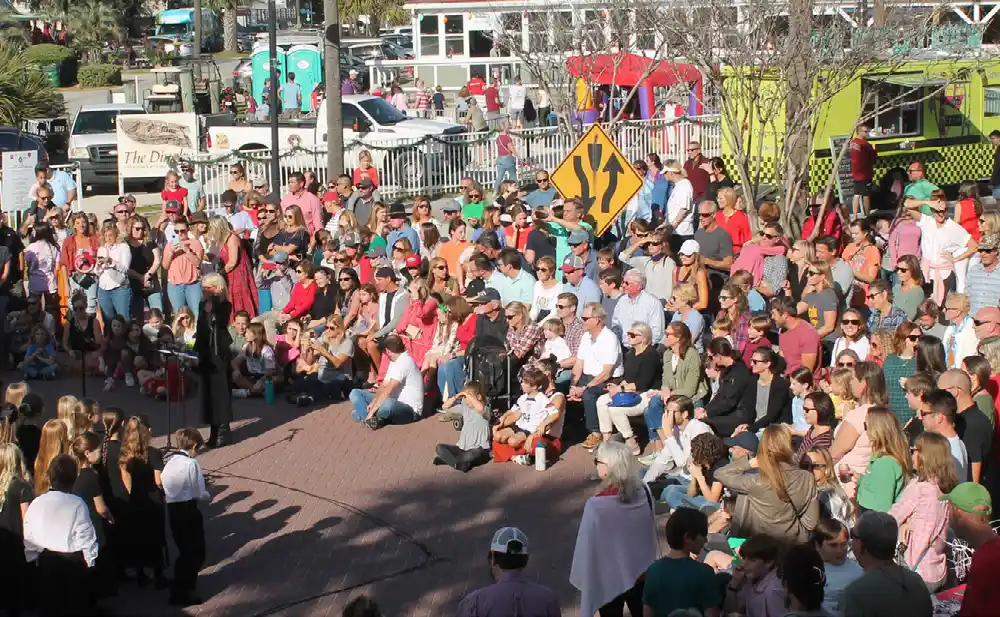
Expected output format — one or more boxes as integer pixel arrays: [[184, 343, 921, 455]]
[[0, 443, 33, 615], [118, 416, 167, 586], [963, 355, 997, 427], [33, 419, 69, 494], [785, 239, 817, 303], [207, 216, 259, 319], [803, 448, 855, 527], [715, 187, 751, 253], [831, 308, 871, 361], [57, 394, 80, 437], [24, 223, 62, 314], [954, 179, 984, 242], [337, 267, 363, 326], [71, 431, 116, 598], [855, 407, 912, 512], [884, 321, 921, 424], [426, 257, 459, 300], [831, 362, 888, 497], [888, 432, 956, 590], [60, 211, 101, 314], [893, 254, 926, 319], [364, 203, 390, 257], [231, 322, 279, 397], [418, 222, 443, 262], [570, 441, 656, 617], [529, 255, 562, 322], [271, 205, 310, 258], [126, 215, 163, 319], [672, 243, 709, 311], [716, 282, 750, 352], [96, 222, 133, 322], [795, 391, 836, 462], [172, 306, 197, 349], [915, 334, 947, 381], [717, 425, 820, 543]]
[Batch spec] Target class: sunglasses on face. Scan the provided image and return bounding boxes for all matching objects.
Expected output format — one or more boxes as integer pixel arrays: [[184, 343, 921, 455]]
[[434, 265, 447, 271], [115, 210, 127, 215], [895, 267, 909, 273], [763, 233, 781, 240], [536, 178, 549, 183], [537, 267, 551, 273], [556, 304, 570, 310], [719, 295, 732, 301], [174, 228, 188, 234], [973, 318, 997, 327], [866, 293, 880, 300], [339, 277, 352, 282], [807, 270, 821, 276], [626, 331, 639, 338], [978, 247, 997, 254], [335, 258, 349, 264], [751, 358, 768, 365], [132, 226, 143, 231], [505, 314, 516, 321], [842, 317, 860, 325], [698, 212, 714, 218], [801, 463, 825, 471], [230, 170, 241, 175]]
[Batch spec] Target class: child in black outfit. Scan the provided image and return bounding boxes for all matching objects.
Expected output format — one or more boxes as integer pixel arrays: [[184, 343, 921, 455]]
[[161, 428, 210, 606]]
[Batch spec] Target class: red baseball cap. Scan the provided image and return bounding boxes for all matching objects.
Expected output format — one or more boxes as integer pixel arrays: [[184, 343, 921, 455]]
[[405, 255, 422, 269], [322, 191, 339, 203]]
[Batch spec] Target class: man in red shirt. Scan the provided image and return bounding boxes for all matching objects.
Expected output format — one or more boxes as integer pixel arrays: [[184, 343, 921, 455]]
[[801, 196, 843, 244], [770, 295, 820, 375], [941, 482, 998, 617], [466, 73, 485, 96], [682, 141, 710, 202], [849, 123, 877, 218], [484, 79, 502, 125]]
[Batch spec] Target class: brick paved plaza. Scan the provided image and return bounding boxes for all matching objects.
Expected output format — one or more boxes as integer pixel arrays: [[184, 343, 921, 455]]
[[28, 375, 598, 617]]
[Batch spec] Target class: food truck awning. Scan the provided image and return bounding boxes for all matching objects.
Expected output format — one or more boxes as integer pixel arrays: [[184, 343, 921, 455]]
[[566, 53, 702, 88], [880, 74, 951, 88]]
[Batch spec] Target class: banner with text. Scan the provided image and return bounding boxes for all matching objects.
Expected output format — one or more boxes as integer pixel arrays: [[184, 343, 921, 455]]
[[116, 113, 198, 179]]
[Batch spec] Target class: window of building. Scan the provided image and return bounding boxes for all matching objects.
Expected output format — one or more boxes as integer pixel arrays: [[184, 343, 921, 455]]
[[420, 15, 440, 56], [444, 14, 464, 56], [862, 78, 922, 137], [985, 86, 1000, 117], [528, 12, 548, 52], [553, 11, 573, 51]]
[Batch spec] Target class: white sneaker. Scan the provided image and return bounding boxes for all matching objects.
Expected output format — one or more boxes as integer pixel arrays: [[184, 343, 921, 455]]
[[103, 377, 114, 392], [232, 388, 250, 398], [638, 452, 659, 466], [512, 454, 534, 466], [124, 373, 136, 387], [98, 357, 107, 374]]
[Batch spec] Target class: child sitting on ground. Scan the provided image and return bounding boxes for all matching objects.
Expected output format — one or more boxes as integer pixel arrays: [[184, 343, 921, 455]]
[[434, 382, 491, 473], [101, 315, 131, 391], [139, 328, 190, 401], [228, 311, 251, 356], [493, 368, 554, 453], [7, 311, 33, 366], [18, 326, 58, 380], [231, 322, 279, 398], [143, 308, 165, 342], [541, 319, 571, 364]]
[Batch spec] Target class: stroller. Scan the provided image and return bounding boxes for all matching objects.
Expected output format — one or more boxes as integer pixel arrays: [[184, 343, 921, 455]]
[[452, 336, 514, 431]]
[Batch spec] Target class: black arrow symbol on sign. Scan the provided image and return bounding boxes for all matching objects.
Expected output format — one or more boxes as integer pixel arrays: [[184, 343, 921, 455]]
[[572, 155, 596, 210], [601, 156, 624, 214]]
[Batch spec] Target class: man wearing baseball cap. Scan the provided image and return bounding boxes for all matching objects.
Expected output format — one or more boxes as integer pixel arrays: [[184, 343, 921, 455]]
[[468, 287, 507, 344], [454, 527, 560, 617], [567, 229, 598, 280], [561, 255, 601, 318], [179, 163, 206, 213], [942, 482, 999, 616]]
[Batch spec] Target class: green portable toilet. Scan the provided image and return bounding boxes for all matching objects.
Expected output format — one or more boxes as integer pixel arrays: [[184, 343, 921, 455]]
[[250, 47, 288, 109], [286, 44, 322, 113]]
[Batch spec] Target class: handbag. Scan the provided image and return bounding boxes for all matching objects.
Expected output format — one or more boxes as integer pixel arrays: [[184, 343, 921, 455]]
[[610, 392, 642, 407]]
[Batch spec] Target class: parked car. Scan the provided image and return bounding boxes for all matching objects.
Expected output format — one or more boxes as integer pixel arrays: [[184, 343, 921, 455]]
[[0, 128, 49, 162], [68, 103, 149, 187]]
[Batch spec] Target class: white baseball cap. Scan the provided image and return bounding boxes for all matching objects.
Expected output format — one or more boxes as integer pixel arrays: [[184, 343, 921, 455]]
[[490, 527, 529, 555], [679, 239, 701, 256]]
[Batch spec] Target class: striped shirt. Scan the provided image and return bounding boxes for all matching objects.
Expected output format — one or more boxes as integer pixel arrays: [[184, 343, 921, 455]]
[[966, 259, 1000, 315]]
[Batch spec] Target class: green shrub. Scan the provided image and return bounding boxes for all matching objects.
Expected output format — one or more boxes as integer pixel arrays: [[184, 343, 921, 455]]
[[25, 44, 74, 66], [77, 64, 122, 87]]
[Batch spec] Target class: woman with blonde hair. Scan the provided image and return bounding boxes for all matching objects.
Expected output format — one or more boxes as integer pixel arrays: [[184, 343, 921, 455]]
[[716, 424, 820, 543], [118, 416, 167, 586], [206, 216, 258, 318], [715, 186, 751, 253], [172, 306, 197, 349], [888, 431, 956, 590], [33, 419, 69, 494], [56, 394, 80, 437], [802, 447, 854, 527], [426, 257, 459, 299], [570, 440, 656, 617], [389, 237, 415, 275], [0, 443, 32, 615], [60, 211, 101, 314], [831, 362, 888, 497], [337, 210, 362, 239], [353, 149, 380, 187], [365, 203, 390, 256], [271, 205, 310, 258], [798, 259, 839, 340], [672, 241, 709, 311], [786, 239, 817, 303], [855, 406, 911, 512], [96, 222, 133, 321]]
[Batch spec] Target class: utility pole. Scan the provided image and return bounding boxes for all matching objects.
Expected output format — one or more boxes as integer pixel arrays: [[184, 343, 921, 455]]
[[296, 0, 302, 28], [324, 0, 343, 179], [268, 0, 281, 190], [193, 0, 202, 59]]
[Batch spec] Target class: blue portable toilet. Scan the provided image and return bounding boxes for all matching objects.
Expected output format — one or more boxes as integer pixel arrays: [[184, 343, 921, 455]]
[[250, 47, 288, 108], [286, 44, 322, 112]]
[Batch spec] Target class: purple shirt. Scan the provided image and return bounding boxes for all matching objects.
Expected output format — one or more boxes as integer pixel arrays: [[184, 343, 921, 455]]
[[341, 78, 360, 95], [454, 571, 561, 617], [736, 569, 785, 617]]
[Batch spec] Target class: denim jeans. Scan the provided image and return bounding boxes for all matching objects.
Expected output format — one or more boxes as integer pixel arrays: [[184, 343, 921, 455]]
[[97, 285, 132, 322], [577, 374, 608, 434], [68, 276, 98, 315], [495, 155, 517, 193], [661, 479, 721, 513], [20, 362, 57, 379], [168, 282, 202, 319], [555, 369, 573, 394], [437, 357, 466, 399], [644, 395, 665, 441], [349, 389, 417, 425]]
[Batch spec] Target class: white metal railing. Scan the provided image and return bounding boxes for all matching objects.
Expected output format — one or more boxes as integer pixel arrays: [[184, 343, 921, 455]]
[[0, 163, 84, 227], [191, 116, 720, 210]]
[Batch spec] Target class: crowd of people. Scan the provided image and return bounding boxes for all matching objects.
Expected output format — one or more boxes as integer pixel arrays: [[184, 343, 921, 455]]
[[2, 123, 1000, 615]]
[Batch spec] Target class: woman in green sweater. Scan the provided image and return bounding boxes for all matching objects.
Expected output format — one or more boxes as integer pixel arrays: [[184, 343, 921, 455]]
[[855, 406, 913, 513], [642, 322, 708, 457]]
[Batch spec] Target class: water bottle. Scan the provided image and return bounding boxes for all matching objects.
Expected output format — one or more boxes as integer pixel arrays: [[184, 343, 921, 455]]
[[264, 377, 275, 404], [534, 440, 547, 471]]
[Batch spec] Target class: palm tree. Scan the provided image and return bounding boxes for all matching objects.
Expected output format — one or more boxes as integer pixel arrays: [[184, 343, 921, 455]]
[[0, 42, 65, 125], [203, 0, 239, 53], [66, 0, 118, 64]]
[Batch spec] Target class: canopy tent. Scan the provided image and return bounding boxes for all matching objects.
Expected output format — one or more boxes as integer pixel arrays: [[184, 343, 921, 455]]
[[566, 53, 704, 120], [566, 53, 702, 89]]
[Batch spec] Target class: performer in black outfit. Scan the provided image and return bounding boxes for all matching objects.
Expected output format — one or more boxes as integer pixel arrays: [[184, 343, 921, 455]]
[[195, 274, 233, 447]]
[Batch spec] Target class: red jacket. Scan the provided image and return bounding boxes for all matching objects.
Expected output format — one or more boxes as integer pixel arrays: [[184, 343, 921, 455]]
[[283, 281, 317, 318], [457, 314, 477, 351]]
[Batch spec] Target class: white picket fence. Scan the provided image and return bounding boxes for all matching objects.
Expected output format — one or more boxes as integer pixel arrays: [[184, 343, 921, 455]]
[[191, 116, 721, 211]]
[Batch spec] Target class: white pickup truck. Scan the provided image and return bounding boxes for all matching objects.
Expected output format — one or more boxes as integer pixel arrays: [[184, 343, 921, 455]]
[[207, 95, 468, 189]]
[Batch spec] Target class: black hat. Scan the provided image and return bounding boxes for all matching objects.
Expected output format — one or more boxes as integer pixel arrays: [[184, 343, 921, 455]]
[[464, 278, 486, 298], [388, 202, 407, 218], [469, 287, 501, 304], [375, 266, 397, 280]]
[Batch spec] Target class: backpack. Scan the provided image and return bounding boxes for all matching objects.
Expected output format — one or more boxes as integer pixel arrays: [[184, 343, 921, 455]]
[[523, 98, 537, 123]]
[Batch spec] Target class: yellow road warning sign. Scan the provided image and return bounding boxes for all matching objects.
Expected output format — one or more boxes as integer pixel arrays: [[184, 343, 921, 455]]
[[549, 124, 644, 238]]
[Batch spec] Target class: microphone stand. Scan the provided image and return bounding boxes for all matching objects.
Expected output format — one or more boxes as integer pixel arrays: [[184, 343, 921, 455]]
[[156, 350, 198, 448]]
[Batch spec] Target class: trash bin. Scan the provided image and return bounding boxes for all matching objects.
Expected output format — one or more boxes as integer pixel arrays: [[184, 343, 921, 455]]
[[42, 64, 60, 87]]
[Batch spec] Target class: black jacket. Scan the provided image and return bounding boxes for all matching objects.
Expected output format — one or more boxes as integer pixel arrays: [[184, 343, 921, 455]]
[[622, 347, 662, 391], [705, 360, 753, 437], [195, 298, 234, 425], [743, 374, 793, 433], [993, 146, 1000, 187]]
